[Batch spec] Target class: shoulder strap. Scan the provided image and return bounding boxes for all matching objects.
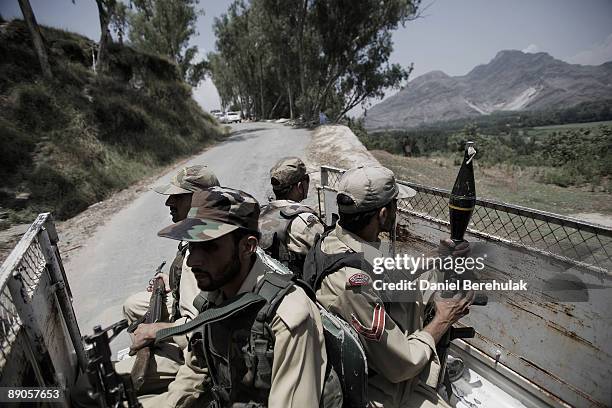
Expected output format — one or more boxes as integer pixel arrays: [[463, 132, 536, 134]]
[[154, 292, 266, 344], [279, 204, 316, 219], [169, 242, 190, 321], [302, 230, 365, 292], [192, 291, 208, 313], [253, 273, 295, 320], [245, 272, 296, 390]]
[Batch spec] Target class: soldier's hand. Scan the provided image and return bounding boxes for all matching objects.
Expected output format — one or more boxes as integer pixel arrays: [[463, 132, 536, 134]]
[[438, 239, 470, 257], [424, 291, 474, 344], [146, 273, 171, 293], [129, 322, 165, 355], [433, 291, 474, 325]]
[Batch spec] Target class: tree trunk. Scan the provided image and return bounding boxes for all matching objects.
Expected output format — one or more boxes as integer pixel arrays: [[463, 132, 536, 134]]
[[18, 0, 52, 79], [268, 94, 282, 118], [287, 84, 294, 120], [95, 0, 112, 73], [258, 56, 265, 119], [296, 0, 309, 120], [283, 64, 294, 120]]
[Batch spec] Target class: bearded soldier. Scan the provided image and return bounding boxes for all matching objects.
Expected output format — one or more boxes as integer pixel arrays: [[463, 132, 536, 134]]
[[135, 186, 336, 408], [123, 164, 220, 334], [125, 165, 220, 390], [121, 165, 220, 389], [303, 165, 473, 408], [71, 165, 220, 406], [259, 157, 324, 274]]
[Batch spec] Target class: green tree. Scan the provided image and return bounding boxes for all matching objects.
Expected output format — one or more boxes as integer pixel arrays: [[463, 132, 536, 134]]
[[209, 2, 259, 116], [208, 0, 420, 122], [308, 0, 418, 120], [129, 0, 206, 86]]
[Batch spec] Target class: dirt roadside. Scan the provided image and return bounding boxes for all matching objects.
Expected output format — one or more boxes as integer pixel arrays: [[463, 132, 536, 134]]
[[304, 124, 379, 190]]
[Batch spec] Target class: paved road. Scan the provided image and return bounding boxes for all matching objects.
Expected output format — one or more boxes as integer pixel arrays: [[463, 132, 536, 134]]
[[64, 122, 312, 352]]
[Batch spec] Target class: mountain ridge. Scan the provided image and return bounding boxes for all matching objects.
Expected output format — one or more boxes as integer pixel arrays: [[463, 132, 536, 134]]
[[365, 50, 612, 130]]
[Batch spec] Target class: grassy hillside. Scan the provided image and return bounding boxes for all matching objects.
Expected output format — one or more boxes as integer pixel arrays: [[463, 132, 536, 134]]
[[354, 115, 611, 191], [0, 19, 224, 227]]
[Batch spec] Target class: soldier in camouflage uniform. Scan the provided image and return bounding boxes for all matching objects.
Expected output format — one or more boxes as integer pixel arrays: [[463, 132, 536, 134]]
[[71, 165, 220, 407], [120, 165, 220, 393], [259, 157, 325, 275], [303, 165, 473, 408], [137, 186, 331, 408]]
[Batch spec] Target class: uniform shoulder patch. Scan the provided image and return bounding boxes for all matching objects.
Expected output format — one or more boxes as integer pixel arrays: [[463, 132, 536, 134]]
[[346, 272, 370, 288], [350, 303, 385, 342]]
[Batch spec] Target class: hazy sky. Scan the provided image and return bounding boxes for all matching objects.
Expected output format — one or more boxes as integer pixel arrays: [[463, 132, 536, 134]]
[[2, 0, 612, 113]]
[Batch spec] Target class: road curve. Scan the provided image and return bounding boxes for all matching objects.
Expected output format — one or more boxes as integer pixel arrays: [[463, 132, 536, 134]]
[[64, 122, 312, 351]]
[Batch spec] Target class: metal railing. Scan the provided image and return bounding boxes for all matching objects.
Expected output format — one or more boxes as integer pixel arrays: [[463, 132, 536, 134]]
[[0, 213, 85, 393], [318, 165, 612, 273]]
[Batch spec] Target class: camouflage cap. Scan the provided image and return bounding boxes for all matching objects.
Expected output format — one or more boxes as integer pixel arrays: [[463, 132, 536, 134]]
[[157, 186, 260, 242], [153, 165, 220, 195], [336, 165, 416, 214], [270, 157, 308, 191]]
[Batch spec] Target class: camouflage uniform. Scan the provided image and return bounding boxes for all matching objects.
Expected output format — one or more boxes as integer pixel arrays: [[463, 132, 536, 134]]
[[71, 166, 220, 407], [305, 165, 451, 408], [259, 157, 324, 274], [120, 165, 219, 394], [143, 187, 329, 408]]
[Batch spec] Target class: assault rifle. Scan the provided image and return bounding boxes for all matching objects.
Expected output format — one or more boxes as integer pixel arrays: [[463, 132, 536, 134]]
[[126, 260, 167, 390], [83, 319, 141, 408]]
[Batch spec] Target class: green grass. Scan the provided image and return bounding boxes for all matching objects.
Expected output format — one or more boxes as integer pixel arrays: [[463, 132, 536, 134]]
[[0, 20, 224, 226], [527, 120, 612, 140], [373, 150, 612, 216], [532, 120, 612, 130]]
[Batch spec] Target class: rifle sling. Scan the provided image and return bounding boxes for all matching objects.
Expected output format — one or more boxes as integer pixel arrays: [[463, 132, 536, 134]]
[[154, 292, 266, 344]]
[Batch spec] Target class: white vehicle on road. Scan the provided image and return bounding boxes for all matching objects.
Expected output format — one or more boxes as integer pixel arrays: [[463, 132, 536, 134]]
[[211, 110, 224, 121], [224, 111, 242, 123]]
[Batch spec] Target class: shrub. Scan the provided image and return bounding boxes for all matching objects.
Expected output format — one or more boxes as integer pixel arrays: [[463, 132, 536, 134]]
[[0, 118, 35, 179], [94, 95, 151, 138], [1, 20, 223, 223], [10, 84, 68, 132]]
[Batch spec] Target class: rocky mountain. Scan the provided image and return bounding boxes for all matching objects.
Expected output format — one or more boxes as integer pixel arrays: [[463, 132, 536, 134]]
[[365, 50, 612, 130]]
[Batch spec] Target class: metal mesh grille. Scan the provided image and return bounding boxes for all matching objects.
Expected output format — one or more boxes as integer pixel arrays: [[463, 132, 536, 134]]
[[319, 166, 612, 271], [0, 285, 22, 369], [323, 167, 344, 190], [15, 237, 46, 301], [0, 222, 47, 372]]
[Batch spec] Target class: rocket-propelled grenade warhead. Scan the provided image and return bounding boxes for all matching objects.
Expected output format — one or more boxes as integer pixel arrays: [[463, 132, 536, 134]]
[[449, 141, 477, 243]]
